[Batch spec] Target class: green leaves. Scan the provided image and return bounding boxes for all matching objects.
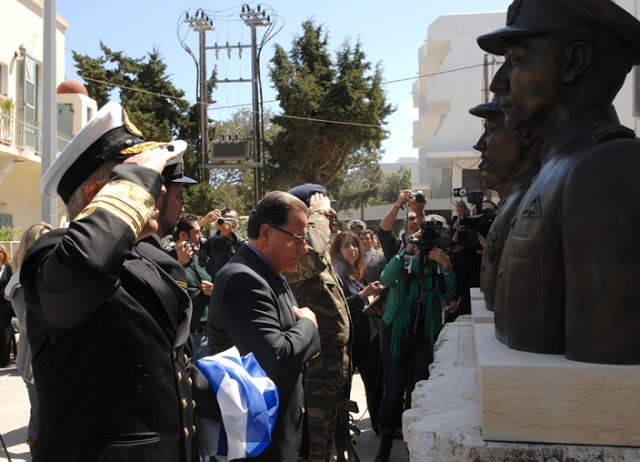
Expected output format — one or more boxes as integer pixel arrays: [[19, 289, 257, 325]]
[[266, 19, 395, 210]]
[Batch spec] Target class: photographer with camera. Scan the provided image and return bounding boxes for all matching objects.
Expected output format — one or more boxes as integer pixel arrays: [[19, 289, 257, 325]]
[[377, 189, 427, 262], [199, 207, 246, 277], [374, 220, 456, 462], [446, 190, 496, 320], [169, 213, 215, 360]]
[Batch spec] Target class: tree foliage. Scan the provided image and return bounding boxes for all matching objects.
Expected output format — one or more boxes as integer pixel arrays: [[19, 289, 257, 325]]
[[73, 42, 189, 141], [267, 21, 394, 193]]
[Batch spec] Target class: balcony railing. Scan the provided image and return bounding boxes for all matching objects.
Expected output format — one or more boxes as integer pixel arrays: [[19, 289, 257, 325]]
[[0, 108, 72, 156]]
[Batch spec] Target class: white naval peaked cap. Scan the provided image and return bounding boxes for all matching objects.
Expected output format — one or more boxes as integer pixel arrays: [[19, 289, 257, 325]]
[[425, 214, 448, 229], [40, 102, 192, 203]]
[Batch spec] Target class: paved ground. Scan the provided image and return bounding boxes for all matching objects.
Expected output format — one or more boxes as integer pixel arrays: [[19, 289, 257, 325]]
[[0, 363, 408, 462]]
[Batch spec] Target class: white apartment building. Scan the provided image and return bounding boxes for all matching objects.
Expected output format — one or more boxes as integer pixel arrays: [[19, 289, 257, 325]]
[[0, 0, 96, 230], [412, 11, 506, 216], [413, 2, 640, 218]]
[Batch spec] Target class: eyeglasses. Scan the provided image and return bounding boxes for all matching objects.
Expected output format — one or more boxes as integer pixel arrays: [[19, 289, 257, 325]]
[[407, 216, 417, 222], [271, 225, 306, 246]]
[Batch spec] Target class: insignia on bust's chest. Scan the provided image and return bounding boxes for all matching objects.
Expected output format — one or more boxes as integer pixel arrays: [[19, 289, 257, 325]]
[[506, 0, 523, 25], [521, 195, 541, 218]]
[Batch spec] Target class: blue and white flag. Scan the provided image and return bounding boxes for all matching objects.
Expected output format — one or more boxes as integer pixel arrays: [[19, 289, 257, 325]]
[[197, 347, 279, 461]]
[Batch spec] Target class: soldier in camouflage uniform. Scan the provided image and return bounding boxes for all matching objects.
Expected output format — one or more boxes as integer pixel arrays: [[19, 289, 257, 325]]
[[285, 184, 352, 462]]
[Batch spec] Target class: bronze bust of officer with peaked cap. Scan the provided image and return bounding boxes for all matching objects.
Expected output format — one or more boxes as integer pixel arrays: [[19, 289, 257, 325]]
[[477, 0, 640, 364], [469, 96, 541, 313]]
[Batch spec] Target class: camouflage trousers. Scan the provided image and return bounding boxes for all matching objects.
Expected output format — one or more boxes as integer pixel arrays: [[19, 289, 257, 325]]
[[302, 373, 348, 462]]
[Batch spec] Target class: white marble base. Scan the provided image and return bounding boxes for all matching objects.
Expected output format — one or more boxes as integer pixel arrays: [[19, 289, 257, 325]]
[[470, 298, 494, 324], [403, 316, 640, 461], [470, 287, 484, 300], [475, 322, 640, 446]]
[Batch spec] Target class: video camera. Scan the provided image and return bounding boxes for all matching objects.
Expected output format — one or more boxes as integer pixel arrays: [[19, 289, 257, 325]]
[[457, 208, 495, 250]]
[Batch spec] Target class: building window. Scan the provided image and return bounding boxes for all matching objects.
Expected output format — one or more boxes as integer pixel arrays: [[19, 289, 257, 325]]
[[23, 53, 38, 122], [0, 62, 7, 96], [0, 214, 12, 228], [86, 107, 93, 124], [462, 169, 482, 192]]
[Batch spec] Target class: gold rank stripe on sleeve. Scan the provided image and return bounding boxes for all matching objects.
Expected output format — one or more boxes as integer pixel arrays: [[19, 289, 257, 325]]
[[75, 179, 156, 236], [175, 280, 188, 292]]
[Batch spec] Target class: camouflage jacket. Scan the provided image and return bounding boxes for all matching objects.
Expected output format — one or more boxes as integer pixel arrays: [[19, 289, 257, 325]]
[[284, 211, 351, 379]]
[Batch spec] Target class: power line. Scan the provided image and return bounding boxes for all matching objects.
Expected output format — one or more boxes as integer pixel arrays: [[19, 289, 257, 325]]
[[78, 62, 488, 128]]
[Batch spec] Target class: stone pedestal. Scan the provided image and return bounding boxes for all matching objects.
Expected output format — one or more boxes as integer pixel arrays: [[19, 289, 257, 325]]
[[403, 313, 640, 461], [476, 323, 640, 446]]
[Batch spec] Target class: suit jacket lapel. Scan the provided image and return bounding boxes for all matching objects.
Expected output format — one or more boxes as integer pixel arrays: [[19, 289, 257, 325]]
[[237, 245, 297, 326]]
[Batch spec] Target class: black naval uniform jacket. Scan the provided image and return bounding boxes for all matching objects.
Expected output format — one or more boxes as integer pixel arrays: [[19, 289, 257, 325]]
[[208, 244, 321, 461], [493, 105, 640, 364], [21, 165, 214, 462]]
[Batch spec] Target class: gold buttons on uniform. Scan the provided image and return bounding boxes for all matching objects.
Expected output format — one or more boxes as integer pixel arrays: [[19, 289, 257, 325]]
[[182, 399, 188, 410], [172, 351, 177, 360], [183, 354, 188, 363], [184, 427, 189, 438], [177, 372, 183, 382], [192, 400, 196, 409], [192, 425, 197, 435], [188, 377, 193, 387]]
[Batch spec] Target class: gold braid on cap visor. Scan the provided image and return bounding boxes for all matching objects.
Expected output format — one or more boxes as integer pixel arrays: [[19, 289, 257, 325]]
[[119, 141, 167, 155]]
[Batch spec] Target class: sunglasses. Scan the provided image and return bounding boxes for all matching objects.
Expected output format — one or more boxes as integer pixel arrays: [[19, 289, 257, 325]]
[[271, 225, 306, 246], [407, 216, 417, 222]]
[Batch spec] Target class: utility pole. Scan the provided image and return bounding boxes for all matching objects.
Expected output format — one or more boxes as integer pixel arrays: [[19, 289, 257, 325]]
[[186, 5, 272, 204], [42, 0, 58, 225], [185, 11, 213, 183], [240, 5, 271, 202]]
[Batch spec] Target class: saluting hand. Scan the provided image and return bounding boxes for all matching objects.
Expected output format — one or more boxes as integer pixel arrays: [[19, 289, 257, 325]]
[[124, 144, 178, 174]]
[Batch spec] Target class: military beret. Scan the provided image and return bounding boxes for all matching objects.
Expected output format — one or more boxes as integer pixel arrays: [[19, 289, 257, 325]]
[[40, 102, 193, 203], [287, 183, 327, 207], [477, 0, 640, 65], [469, 95, 502, 119]]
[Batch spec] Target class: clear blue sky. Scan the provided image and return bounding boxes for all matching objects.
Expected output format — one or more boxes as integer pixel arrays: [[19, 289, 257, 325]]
[[56, 0, 511, 163]]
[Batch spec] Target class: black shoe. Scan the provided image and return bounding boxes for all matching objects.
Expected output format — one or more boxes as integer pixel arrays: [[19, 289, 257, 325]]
[[374, 434, 393, 462]]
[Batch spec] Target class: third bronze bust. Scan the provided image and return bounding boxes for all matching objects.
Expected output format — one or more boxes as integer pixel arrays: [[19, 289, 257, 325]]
[[477, 0, 640, 364], [469, 96, 540, 312]]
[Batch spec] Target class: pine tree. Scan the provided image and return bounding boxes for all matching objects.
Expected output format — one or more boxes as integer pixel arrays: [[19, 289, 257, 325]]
[[267, 20, 394, 198]]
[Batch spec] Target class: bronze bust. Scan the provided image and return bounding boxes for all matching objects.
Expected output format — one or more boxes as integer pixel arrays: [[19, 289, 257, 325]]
[[477, 0, 640, 364], [469, 97, 541, 312]]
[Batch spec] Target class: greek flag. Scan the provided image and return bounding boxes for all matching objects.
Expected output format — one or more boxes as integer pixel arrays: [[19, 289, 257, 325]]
[[197, 347, 279, 461]]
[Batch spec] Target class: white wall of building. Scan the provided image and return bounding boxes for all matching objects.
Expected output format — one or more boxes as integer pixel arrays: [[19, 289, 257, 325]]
[[413, 12, 506, 207], [0, 0, 70, 230], [413, 4, 640, 211]]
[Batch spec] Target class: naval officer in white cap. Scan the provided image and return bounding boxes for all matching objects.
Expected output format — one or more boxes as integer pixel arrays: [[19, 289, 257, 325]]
[[21, 102, 218, 461]]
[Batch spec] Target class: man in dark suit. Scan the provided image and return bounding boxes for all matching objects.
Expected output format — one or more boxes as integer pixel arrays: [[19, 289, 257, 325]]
[[208, 191, 321, 461], [360, 229, 387, 283], [20, 102, 217, 461]]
